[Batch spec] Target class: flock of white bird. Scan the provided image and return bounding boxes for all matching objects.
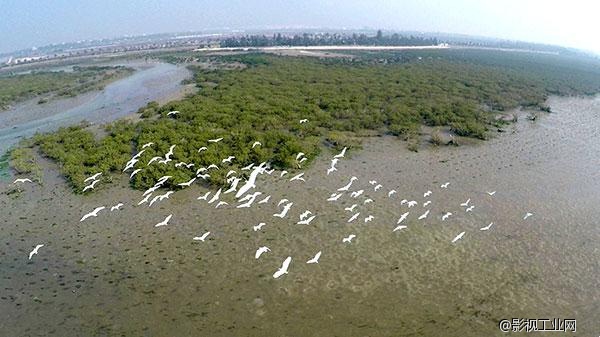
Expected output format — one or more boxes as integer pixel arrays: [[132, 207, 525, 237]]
[[16, 117, 535, 279]]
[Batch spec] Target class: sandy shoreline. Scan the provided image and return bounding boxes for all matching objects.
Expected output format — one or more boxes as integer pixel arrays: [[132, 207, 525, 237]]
[[1, 95, 599, 336]]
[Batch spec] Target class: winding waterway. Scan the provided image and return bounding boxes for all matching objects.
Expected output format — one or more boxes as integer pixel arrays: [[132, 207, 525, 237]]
[[0, 61, 191, 154]]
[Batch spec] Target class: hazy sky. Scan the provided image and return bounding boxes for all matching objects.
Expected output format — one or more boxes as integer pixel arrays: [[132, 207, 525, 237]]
[[1, 0, 598, 54]]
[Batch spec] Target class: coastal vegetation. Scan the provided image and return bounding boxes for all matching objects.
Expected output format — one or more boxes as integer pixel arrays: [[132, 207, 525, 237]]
[[0, 65, 134, 110], [15, 50, 600, 192], [220, 30, 438, 48]]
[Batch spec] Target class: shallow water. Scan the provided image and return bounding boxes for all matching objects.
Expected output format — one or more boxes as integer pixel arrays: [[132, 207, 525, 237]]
[[0, 61, 190, 155], [0, 95, 599, 336]]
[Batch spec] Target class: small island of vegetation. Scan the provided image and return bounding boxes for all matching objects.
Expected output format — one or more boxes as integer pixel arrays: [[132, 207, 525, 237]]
[[0, 65, 134, 110]]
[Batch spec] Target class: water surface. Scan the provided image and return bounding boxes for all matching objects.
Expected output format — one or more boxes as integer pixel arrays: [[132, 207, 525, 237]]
[[0, 61, 190, 155]]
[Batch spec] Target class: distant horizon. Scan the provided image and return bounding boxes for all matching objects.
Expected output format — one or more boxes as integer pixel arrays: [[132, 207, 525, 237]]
[[0, 27, 593, 57], [1, 0, 598, 55]]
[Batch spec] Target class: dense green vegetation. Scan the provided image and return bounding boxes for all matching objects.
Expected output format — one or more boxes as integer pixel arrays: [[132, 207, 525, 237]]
[[0, 66, 133, 109], [221, 30, 438, 48], [9, 147, 42, 182], [17, 50, 600, 192]]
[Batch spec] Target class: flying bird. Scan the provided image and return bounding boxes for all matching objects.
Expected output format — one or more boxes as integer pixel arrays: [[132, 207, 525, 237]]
[[290, 173, 305, 182], [82, 179, 100, 192], [486, 191, 496, 196], [252, 141, 261, 148], [280, 170, 288, 177], [177, 177, 196, 187], [350, 190, 364, 198], [273, 202, 293, 218], [523, 212, 533, 220], [123, 158, 139, 172], [224, 178, 241, 194], [364, 215, 374, 223], [334, 147, 347, 159], [451, 231, 466, 243], [327, 193, 343, 201], [374, 184, 382, 191], [198, 146, 208, 152], [460, 199, 471, 207], [208, 188, 222, 204], [364, 198, 373, 204], [273, 256, 292, 279], [142, 142, 154, 149], [155, 214, 172, 227], [344, 204, 358, 212], [148, 195, 162, 207], [137, 193, 152, 205], [338, 176, 358, 192], [235, 164, 264, 198], [441, 212, 452, 221], [480, 222, 494, 231], [396, 212, 409, 224], [237, 192, 261, 208], [164, 145, 176, 160], [167, 110, 179, 116], [158, 191, 173, 201], [208, 137, 223, 143], [424, 190, 432, 198], [297, 215, 316, 225], [84, 172, 102, 183], [306, 251, 322, 264], [80, 206, 106, 222], [440, 182, 450, 188], [215, 201, 228, 208], [423, 200, 431, 207], [388, 190, 397, 197], [299, 119, 309, 123], [347, 212, 360, 223], [295, 152, 305, 160], [147, 156, 162, 165], [255, 246, 270, 259], [418, 210, 430, 220], [197, 191, 211, 201], [299, 210, 312, 220], [222, 156, 235, 164], [342, 234, 356, 243], [241, 163, 254, 171], [277, 199, 289, 207], [393, 225, 407, 232], [13, 178, 32, 184], [465, 206, 474, 212], [129, 168, 142, 179], [253, 222, 266, 231], [258, 195, 271, 204], [193, 231, 211, 242], [110, 203, 123, 211], [407, 201, 417, 208], [28, 244, 44, 260]]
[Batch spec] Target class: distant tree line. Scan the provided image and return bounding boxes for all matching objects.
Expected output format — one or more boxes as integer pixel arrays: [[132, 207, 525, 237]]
[[220, 31, 439, 48]]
